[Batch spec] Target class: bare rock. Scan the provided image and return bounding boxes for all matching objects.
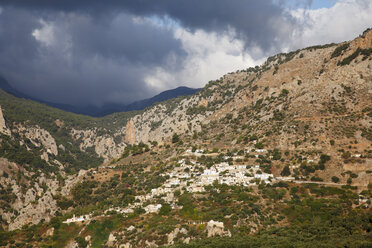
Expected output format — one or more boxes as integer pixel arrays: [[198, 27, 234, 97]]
[[65, 240, 79, 248], [17, 125, 58, 156], [125, 120, 136, 145], [206, 220, 231, 238], [71, 128, 126, 162], [167, 227, 188, 245], [0, 105, 11, 136], [44, 227, 54, 237], [106, 233, 116, 247], [119, 243, 132, 248]]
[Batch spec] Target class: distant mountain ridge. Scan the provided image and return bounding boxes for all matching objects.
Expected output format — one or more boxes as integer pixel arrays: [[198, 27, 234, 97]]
[[0, 76, 200, 116], [95, 86, 201, 116]]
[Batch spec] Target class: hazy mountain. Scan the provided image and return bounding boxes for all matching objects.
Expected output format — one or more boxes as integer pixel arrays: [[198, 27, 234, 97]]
[[0, 77, 200, 116]]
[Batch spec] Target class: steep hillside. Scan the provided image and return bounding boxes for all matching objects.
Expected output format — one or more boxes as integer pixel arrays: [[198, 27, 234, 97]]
[[125, 29, 372, 151], [0, 85, 202, 231], [0, 29, 371, 247]]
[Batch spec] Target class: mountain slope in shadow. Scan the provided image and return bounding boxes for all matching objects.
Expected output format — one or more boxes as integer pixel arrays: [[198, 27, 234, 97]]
[[0, 76, 200, 117]]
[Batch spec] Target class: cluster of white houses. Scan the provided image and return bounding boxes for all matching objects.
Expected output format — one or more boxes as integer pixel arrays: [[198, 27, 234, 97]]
[[61, 147, 368, 225], [64, 148, 294, 223], [101, 154, 278, 217]]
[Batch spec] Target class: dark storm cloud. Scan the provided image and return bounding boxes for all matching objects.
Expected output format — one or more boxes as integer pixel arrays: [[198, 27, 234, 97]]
[[0, 1, 309, 106], [0, 7, 185, 105], [1, 0, 306, 50]]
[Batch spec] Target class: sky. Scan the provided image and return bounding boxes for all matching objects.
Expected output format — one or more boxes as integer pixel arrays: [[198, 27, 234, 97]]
[[0, 0, 371, 106]]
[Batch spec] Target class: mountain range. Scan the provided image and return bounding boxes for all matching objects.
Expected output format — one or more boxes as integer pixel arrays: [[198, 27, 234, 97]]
[[0, 76, 199, 117]]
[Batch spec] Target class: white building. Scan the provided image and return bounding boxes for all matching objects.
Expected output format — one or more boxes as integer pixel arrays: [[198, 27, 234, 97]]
[[63, 214, 91, 224]]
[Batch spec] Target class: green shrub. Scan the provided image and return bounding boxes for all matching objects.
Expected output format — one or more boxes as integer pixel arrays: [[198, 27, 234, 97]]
[[159, 204, 172, 216], [330, 43, 349, 58], [172, 133, 180, 143], [280, 165, 291, 177], [311, 176, 323, 182], [331, 176, 340, 183], [337, 48, 361, 66]]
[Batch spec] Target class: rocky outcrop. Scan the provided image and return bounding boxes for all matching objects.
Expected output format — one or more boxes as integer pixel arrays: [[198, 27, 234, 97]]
[[167, 227, 188, 245], [119, 243, 132, 248], [0, 156, 91, 230], [353, 28, 372, 49], [0, 105, 10, 136], [44, 227, 54, 237], [17, 126, 58, 156], [206, 220, 231, 238], [127, 96, 208, 144], [65, 240, 79, 248], [8, 182, 59, 230], [61, 169, 88, 196], [125, 120, 136, 145], [71, 129, 126, 161], [5, 170, 89, 230], [145, 240, 158, 248], [106, 233, 117, 247]]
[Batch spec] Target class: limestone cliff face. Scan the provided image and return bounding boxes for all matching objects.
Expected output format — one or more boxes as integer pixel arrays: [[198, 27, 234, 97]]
[[71, 128, 126, 162], [124, 120, 136, 145], [18, 126, 58, 156], [354, 28, 372, 49], [0, 157, 90, 231], [128, 95, 210, 144], [0, 105, 10, 136]]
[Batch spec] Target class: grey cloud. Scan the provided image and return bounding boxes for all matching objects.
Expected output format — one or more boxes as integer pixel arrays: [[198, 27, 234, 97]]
[[1, 0, 310, 51], [0, 1, 312, 106], [0, 7, 185, 105]]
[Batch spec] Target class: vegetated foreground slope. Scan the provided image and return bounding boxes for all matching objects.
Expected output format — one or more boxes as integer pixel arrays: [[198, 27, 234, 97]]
[[0, 29, 371, 247]]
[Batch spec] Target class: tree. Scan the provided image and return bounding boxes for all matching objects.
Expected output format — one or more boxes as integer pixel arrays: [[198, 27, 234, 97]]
[[272, 149, 282, 160], [342, 152, 351, 159], [255, 142, 264, 149], [172, 133, 180, 143], [331, 176, 340, 183], [281, 165, 291, 177], [319, 154, 331, 170]]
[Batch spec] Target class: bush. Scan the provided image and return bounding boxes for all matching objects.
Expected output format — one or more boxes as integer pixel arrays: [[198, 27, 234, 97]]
[[330, 43, 349, 58], [280, 166, 291, 177], [280, 89, 289, 97], [272, 149, 282, 160], [331, 176, 340, 183], [56, 197, 74, 210], [311, 176, 323, 182], [254, 142, 264, 149], [337, 48, 361, 66], [342, 151, 351, 159], [159, 204, 172, 216], [319, 154, 330, 170], [74, 237, 88, 248], [172, 133, 180, 143]]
